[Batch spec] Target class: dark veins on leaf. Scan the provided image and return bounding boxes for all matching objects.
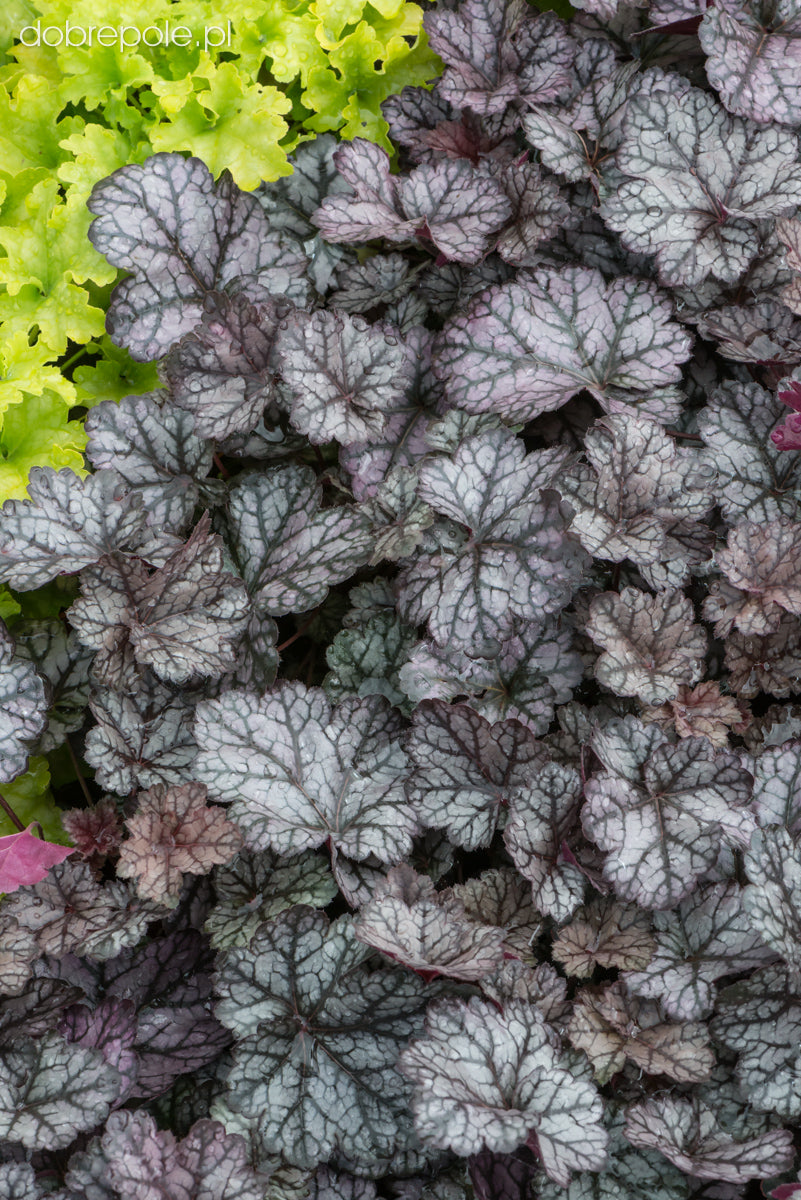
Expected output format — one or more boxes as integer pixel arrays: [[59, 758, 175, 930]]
[[6, 0, 801, 1196]]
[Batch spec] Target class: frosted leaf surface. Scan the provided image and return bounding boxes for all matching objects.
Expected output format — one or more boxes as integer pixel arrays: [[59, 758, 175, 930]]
[[194, 684, 415, 863]]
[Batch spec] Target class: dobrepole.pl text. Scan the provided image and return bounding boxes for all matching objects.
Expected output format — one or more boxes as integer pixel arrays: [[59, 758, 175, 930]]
[[18, 20, 233, 51]]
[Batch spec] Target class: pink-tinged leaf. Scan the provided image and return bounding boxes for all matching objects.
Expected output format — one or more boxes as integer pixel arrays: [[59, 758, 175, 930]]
[[0, 826, 74, 894], [779, 381, 801, 414], [773, 379, 801, 449], [773, 1183, 801, 1200]]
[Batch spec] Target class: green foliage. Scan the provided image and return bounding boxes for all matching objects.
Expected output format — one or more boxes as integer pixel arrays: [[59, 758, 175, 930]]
[[0, 756, 69, 844], [0, 0, 441, 505]]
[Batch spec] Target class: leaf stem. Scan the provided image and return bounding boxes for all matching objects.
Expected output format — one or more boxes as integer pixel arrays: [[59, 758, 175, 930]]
[[66, 736, 93, 808], [276, 609, 320, 653], [59, 347, 90, 374], [0, 792, 26, 832]]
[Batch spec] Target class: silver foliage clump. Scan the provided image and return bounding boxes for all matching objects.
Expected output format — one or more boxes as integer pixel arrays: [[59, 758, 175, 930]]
[[6, 0, 801, 1196]]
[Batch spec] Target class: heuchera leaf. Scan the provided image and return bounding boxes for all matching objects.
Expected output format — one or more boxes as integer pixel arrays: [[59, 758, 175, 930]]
[[434, 267, 691, 424], [452, 867, 543, 963], [276, 310, 406, 445], [492, 161, 570, 266], [353, 865, 506, 981], [0, 858, 160, 961], [743, 826, 801, 985], [194, 683, 416, 864], [87, 153, 307, 360], [523, 60, 640, 184], [534, 1106, 691, 1200], [622, 880, 772, 1020], [116, 782, 243, 907], [338, 326, 444, 503], [12, 618, 93, 754], [59, 997, 139, 1106], [642, 681, 751, 748], [623, 1095, 794, 1183], [256, 133, 352, 294], [601, 76, 801, 286], [0, 1031, 120, 1149], [400, 618, 582, 735], [312, 139, 513, 265], [557, 414, 716, 589], [0, 623, 47, 783], [425, 0, 575, 114], [0, 468, 150, 592], [0, 826, 74, 895], [703, 517, 801, 636], [214, 906, 430, 1169], [85, 681, 198, 795], [396, 429, 586, 655], [551, 895, 655, 979], [585, 587, 707, 704], [699, 2, 801, 126], [100, 929, 230, 1101], [503, 762, 586, 922], [567, 981, 714, 1085], [712, 964, 801, 1118], [226, 465, 371, 616], [750, 741, 801, 833], [162, 292, 293, 442], [325, 609, 417, 709], [203, 848, 337, 950], [725, 612, 801, 698], [406, 700, 549, 850], [68, 514, 250, 687], [84, 392, 215, 534], [62, 1110, 267, 1200], [582, 717, 755, 909], [398, 996, 608, 1185], [481, 960, 570, 1023]]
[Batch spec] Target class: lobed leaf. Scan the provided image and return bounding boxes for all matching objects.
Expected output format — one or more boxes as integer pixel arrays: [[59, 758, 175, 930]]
[[434, 267, 691, 424], [194, 684, 415, 863], [399, 996, 608, 1185], [87, 153, 307, 360]]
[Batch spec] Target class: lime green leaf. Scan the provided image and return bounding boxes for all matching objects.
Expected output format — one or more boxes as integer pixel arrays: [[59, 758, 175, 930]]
[[0, 333, 77, 418], [0, 390, 87, 503], [0, 588, 21, 623], [0, 167, 50, 226], [72, 337, 162, 409], [0, 757, 69, 845], [0, 179, 108, 354], [1, 1, 38, 62], [57, 124, 148, 203], [0, 76, 78, 174], [149, 60, 294, 188], [315, 0, 376, 41], [147, 74, 195, 116], [57, 49, 155, 110]]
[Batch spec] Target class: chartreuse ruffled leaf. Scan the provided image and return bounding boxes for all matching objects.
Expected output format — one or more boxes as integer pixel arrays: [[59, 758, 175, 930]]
[[148, 60, 295, 191], [0, 391, 87, 504], [0, 332, 77, 418], [0, 76, 77, 175]]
